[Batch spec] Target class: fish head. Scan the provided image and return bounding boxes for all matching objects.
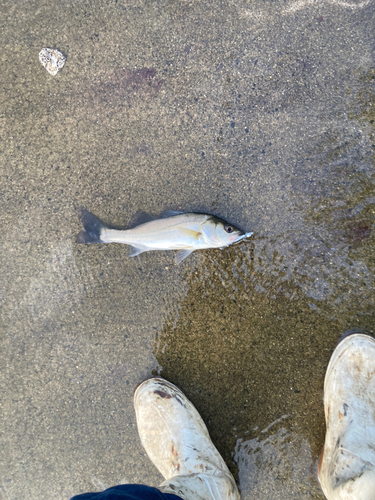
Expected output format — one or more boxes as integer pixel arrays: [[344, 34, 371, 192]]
[[202, 215, 252, 248]]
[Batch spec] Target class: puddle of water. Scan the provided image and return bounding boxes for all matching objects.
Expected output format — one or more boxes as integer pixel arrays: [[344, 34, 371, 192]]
[[234, 418, 321, 499], [153, 64, 374, 493]]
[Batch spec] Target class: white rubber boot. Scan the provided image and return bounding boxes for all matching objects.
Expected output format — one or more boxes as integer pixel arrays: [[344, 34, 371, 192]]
[[318, 333, 375, 500], [134, 377, 240, 500]]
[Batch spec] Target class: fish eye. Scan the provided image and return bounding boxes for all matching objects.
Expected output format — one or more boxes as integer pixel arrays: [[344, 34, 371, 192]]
[[224, 225, 234, 233]]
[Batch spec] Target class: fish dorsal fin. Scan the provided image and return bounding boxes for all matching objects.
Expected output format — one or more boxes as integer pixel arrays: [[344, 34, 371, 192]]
[[160, 210, 184, 218], [128, 210, 155, 228], [175, 249, 193, 264]]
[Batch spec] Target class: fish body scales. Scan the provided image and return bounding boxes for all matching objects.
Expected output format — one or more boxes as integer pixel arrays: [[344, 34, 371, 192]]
[[101, 214, 208, 250]]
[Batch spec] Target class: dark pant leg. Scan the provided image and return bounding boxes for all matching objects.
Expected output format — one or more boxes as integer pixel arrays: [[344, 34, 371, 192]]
[[70, 484, 183, 500]]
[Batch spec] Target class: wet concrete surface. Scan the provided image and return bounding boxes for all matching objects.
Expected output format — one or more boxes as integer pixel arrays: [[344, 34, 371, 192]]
[[0, 0, 374, 498]]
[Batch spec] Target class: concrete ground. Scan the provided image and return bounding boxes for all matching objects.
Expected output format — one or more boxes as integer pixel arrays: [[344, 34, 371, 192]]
[[0, 0, 374, 499]]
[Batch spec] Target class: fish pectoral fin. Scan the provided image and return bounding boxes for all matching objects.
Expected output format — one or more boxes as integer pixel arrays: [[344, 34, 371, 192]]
[[160, 210, 184, 218], [178, 228, 202, 240], [128, 245, 148, 257], [128, 210, 155, 228], [175, 249, 194, 264]]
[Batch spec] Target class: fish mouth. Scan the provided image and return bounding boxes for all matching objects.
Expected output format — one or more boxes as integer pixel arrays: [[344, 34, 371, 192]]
[[237, 232, 253, 241], [231, 231, 253, 245]]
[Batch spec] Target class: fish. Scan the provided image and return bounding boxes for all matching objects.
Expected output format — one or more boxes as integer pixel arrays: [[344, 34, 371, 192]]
[[76, 209, 253, 264]]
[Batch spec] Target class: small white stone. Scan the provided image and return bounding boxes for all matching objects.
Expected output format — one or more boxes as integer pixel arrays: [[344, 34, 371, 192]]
[[39, 48, 66, 76]]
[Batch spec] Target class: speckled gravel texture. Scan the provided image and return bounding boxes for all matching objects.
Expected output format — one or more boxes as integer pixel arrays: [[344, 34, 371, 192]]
[[0, 0, 374, 499]]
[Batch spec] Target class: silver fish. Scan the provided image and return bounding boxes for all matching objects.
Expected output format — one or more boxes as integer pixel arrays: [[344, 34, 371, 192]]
[[77, 209, 253, 264]]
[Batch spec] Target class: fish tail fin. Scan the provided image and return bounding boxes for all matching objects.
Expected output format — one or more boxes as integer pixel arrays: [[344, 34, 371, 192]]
[[77, 209, 107, 244]]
